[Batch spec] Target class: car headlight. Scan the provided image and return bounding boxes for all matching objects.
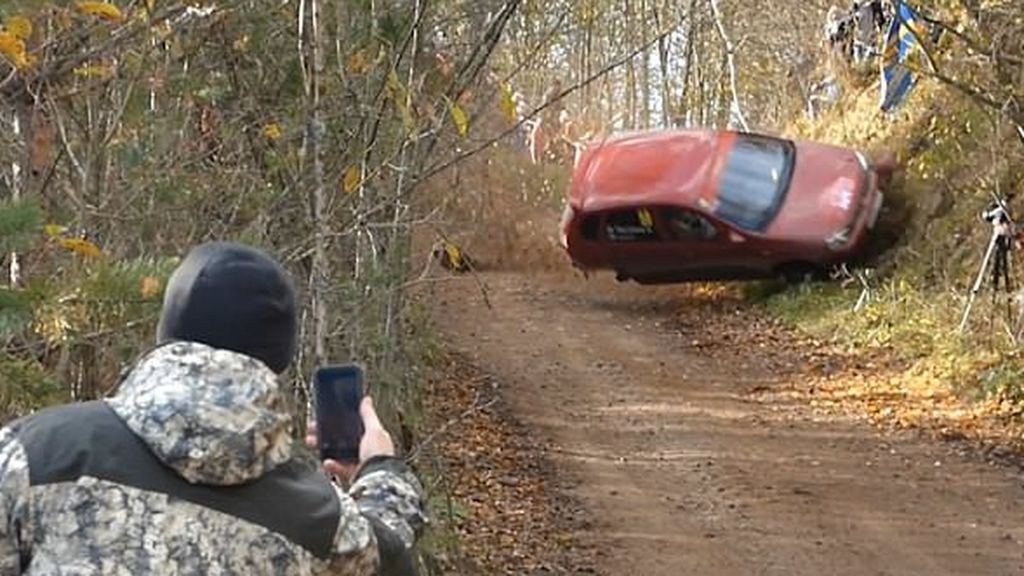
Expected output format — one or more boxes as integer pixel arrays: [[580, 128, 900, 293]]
[[825, 226, 852, 251]]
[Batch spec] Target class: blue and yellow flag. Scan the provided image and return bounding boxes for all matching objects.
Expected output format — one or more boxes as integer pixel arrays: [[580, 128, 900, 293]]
[[880, 0, 927, 112]]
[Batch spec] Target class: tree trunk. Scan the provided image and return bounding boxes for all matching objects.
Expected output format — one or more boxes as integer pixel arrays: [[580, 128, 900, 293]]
[[624, 0, 637, 128], [8, 108, 22, 287], [302, 0, 329, 367], [656, 0, 671, 127], [707, 0, 749, 131], [640, 0, 651, 129]]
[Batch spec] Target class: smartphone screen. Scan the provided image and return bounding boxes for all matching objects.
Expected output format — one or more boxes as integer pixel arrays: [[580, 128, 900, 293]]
[[314, 364, 365, 464]]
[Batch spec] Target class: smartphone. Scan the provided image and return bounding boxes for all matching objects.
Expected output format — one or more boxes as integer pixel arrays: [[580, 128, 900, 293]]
[[313, 364, 365, 464]]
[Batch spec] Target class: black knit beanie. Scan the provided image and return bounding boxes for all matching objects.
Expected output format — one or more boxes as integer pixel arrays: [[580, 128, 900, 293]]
[[156, 242, 297, 374]]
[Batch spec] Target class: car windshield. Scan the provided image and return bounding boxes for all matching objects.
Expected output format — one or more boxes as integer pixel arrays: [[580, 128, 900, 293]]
[[713, 135, 794, 232]]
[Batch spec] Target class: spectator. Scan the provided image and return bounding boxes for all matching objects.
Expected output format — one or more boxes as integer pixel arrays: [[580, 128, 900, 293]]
[[853, 0, 884, 62], [824, 5, 843, 45], [0, 242, 425, 575], [824, 5, 853, 62]]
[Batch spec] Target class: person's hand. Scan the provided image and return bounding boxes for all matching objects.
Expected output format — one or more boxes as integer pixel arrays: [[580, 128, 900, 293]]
[[306, 396, 395, 484], [354, 396, 396, 464]]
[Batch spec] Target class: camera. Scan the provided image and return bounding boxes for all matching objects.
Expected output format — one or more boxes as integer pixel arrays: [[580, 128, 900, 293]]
[[981, 203, 1010, 225]]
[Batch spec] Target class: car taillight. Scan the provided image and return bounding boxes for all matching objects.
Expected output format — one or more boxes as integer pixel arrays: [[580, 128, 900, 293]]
[[558, 203, 575, 249]]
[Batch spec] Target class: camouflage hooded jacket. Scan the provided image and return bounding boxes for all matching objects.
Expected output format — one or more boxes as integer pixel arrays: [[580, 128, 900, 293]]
[[0, 342, 426, 575]]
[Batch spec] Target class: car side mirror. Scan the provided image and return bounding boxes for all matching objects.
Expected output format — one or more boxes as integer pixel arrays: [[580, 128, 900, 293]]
[[728, 231, 746, 243]]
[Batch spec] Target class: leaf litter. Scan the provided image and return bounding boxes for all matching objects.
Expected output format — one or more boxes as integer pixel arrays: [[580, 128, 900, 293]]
[[420, 352, 597, 575]]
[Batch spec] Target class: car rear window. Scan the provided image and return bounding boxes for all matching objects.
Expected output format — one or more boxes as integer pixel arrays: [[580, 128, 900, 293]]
[[714, 135, 793, 232]]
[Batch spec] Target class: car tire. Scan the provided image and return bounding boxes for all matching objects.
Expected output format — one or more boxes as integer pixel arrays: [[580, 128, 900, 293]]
[[777, 262, 822, 284]]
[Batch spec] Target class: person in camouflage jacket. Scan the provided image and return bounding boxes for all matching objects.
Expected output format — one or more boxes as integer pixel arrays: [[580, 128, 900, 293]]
[[0, 242, 425, 575]]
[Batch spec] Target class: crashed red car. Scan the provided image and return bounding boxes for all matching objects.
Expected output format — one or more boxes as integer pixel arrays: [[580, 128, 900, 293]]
[[558, 129, 889, 284]]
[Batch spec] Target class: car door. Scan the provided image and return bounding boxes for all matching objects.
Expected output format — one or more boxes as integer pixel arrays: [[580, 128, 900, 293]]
[[600, 207, 675, 280], [660, 207, 752, 281]]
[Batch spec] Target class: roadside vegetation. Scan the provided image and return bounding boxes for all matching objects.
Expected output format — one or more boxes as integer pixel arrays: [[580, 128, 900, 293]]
[[5, 0, 1024, 572], [755, 3, 1024, 452]]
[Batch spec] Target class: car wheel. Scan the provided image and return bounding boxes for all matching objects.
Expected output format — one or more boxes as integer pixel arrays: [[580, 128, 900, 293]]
[[777, 262, 822, 284]]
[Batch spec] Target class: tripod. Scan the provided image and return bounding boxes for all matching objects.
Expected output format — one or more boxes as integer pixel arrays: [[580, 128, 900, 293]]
[[958, 228, 1015, 333]]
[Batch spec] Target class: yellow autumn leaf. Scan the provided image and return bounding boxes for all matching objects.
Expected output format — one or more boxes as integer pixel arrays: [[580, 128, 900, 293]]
[[59, 237, 103, 259], [4, 16, 33, 41], [443, 242, 463, 269], [140, 276, 162, 299], [76, 1, 125, 22], [345, 50, 370, 74], [262, 123, 282, 140], [342, 165, 361, 194], [386, 69, 415, 130], [0, 32, 31, 69], [43, 224, 68, 237], [450, 103, 469, 137], [73, 63, 114, 78], [232, 35, 249, 52], [499, 82, 517, 123], [386, 68, 403, 98]]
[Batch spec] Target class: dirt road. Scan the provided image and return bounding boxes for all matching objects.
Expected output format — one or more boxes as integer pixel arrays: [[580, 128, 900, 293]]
[[432, 271, 1024, 576]]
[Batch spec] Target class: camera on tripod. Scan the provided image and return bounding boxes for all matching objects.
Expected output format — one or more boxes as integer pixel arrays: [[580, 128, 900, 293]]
[[959, 195, 1019, 333], [981, 203, 1011, 226]]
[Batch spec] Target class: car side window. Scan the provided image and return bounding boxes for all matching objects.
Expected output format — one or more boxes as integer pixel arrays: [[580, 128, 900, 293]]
[[605, 208, 659, 242], [581, 215, 600, 240], [664, 208, 717, 241]]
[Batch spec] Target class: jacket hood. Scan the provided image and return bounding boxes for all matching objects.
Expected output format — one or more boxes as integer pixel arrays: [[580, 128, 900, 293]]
[[107, 341, 294, 486], [157, 242, 298, 374]]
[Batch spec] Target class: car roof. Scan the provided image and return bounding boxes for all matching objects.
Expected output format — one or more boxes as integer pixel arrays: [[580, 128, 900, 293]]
[[569, 128, 734, 213]]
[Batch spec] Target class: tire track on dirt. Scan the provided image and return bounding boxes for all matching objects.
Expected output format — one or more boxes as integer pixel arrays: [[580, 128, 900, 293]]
[[431, 272, 1024, 576]]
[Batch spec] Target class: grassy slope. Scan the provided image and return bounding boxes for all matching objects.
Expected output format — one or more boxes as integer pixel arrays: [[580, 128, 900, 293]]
[[760, 63, 1024, 449]]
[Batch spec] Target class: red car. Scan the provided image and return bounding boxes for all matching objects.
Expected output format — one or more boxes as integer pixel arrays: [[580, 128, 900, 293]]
[[559, 129, 889, 284]]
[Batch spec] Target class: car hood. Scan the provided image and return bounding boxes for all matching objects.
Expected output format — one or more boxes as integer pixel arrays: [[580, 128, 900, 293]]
[[764, 140, 866, 241]]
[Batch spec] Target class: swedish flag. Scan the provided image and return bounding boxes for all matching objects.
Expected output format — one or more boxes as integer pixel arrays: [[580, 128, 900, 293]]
[[880, 0, 927, 112]]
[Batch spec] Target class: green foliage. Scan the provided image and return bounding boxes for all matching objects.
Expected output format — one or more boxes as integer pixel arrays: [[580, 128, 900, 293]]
[[0, 288, 32, 338], [0, 358, 67, 423], [978, 362, 1024, 405], [0, 197, 41, 254]]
